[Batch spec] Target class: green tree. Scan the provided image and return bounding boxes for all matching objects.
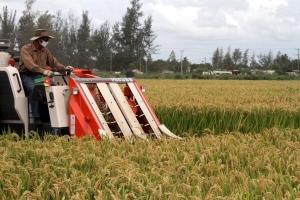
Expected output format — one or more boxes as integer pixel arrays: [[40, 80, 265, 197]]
[[17, 0, 37, 49], [0, 6, 17, 53], [145, 53, 152, 73], [257, 51, 273, 69], [112, 0, 157, 71], [148, 59, 167, 72], [242, 49, 249, 67], [211, 48, 219, 69], [182, 57, 190, 73], [77, 11, 91, 69], [36, 10, 54, 30], [232, 48, 242, 65], [44, 10, 64, 62], [91, 21, 111, 71], [167, 50, 176, 62], [272, 51, 291, 73], [212, 47, 223, 69], [112, 0, 143, 70], [249, 52, 259, 69], [62, 11, 78, 67], [223, 53, 234, 70], [167, 50, 178, 71], [142, 15, 158, 60], [223, 46, 233, 70]]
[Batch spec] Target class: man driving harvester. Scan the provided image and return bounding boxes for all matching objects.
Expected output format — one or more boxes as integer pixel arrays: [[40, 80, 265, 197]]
[[19, 29, 74, 125]]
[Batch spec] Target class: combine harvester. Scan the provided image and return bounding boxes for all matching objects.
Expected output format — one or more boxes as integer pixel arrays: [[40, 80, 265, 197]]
[[0, 40, 181, 141]]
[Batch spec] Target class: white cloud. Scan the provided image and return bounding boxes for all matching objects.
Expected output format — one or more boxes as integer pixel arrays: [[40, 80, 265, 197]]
[[0, 0, 299, 61], [247, 0, 288, 13]]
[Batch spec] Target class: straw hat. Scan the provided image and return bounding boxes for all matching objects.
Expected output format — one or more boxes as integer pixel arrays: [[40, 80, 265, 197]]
[[30, 29, 54, 41]]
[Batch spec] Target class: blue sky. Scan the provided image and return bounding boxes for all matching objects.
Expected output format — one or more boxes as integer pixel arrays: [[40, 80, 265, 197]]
[[1, 0, 299, 63]]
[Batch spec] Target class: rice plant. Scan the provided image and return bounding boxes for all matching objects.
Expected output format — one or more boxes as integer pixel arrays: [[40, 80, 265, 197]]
[[0, 129, 299, 199], [140, 80, 300, 135], [1, 80, 300, 199]]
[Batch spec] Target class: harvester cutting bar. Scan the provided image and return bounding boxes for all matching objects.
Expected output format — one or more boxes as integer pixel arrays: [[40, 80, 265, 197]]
[[127, 81, 181, 140], [96, 82, 143, 140], [68, 77, 181, 140], [103, 82, 148, 141]]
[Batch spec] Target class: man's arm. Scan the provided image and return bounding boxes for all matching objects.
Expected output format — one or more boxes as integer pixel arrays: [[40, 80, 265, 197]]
[[45, 49, 67, 74]]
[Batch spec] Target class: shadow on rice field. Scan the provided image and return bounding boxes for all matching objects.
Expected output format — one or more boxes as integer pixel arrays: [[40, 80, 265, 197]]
[[156, 106, 300, 137]]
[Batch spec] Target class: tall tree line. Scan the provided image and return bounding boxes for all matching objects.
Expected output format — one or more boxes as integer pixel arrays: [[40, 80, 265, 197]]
[[0, 0, 157, 71], [211, 46, 294, 74]]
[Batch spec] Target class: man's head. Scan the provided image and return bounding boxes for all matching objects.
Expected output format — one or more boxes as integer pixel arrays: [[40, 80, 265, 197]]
[[30, 29, 54, 41], [31, 29, 54, 48]]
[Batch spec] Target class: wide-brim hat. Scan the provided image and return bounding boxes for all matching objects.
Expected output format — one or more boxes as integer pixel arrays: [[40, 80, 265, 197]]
[[30, 29, 54, 41]]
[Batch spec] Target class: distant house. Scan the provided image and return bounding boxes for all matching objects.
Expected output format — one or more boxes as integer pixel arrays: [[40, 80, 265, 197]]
[[264, 70, 275, 75], [251, 69, 275, 75], [202, 70, 232, 76], [286, 71, 299, 76], [232, 70, 240, 75], [132, 69, 143, 74], [211, 70, 232, 76], [162, 70, 174, 74], [202, 71, 212, 75], [186, 67, 191, 73]]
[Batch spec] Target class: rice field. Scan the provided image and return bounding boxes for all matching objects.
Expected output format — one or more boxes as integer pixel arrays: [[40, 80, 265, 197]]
[[1, 80, 300, 199], [142, 80, 300, 111], [140, 80, 300, 135]]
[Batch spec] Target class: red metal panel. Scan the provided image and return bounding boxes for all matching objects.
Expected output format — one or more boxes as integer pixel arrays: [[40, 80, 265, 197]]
[[68, 78, 102, 140]]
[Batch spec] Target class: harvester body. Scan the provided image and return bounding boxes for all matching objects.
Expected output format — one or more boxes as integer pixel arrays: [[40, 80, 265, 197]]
[[0, 44, 180, 140]]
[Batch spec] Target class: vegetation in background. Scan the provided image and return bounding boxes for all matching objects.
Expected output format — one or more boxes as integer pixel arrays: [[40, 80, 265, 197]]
[[0, 0, 298, 74], [95, 71, 300, 80], [0, 0, 158, 72]]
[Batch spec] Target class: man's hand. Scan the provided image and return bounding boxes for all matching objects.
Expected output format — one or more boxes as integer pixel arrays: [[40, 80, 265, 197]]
[[43, 69, 54, 78], [65, 66, 74, 72]]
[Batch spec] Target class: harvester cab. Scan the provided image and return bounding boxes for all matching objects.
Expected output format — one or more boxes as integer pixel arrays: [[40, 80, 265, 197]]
[[0, 41, 181, 141]]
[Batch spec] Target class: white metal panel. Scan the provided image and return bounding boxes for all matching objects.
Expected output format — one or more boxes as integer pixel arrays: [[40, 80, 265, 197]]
[[127, 82, 162, 139], [80, 84, 114, 139], [158, 125, 182, 140], [108, 83, 148, 140], [96, 83, 134, 140], [45, 86, 69, 128], [1, 67, 29, 133]]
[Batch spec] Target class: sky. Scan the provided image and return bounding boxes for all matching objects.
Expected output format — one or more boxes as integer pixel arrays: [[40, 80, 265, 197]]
[[0, 0, 300, 64]]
